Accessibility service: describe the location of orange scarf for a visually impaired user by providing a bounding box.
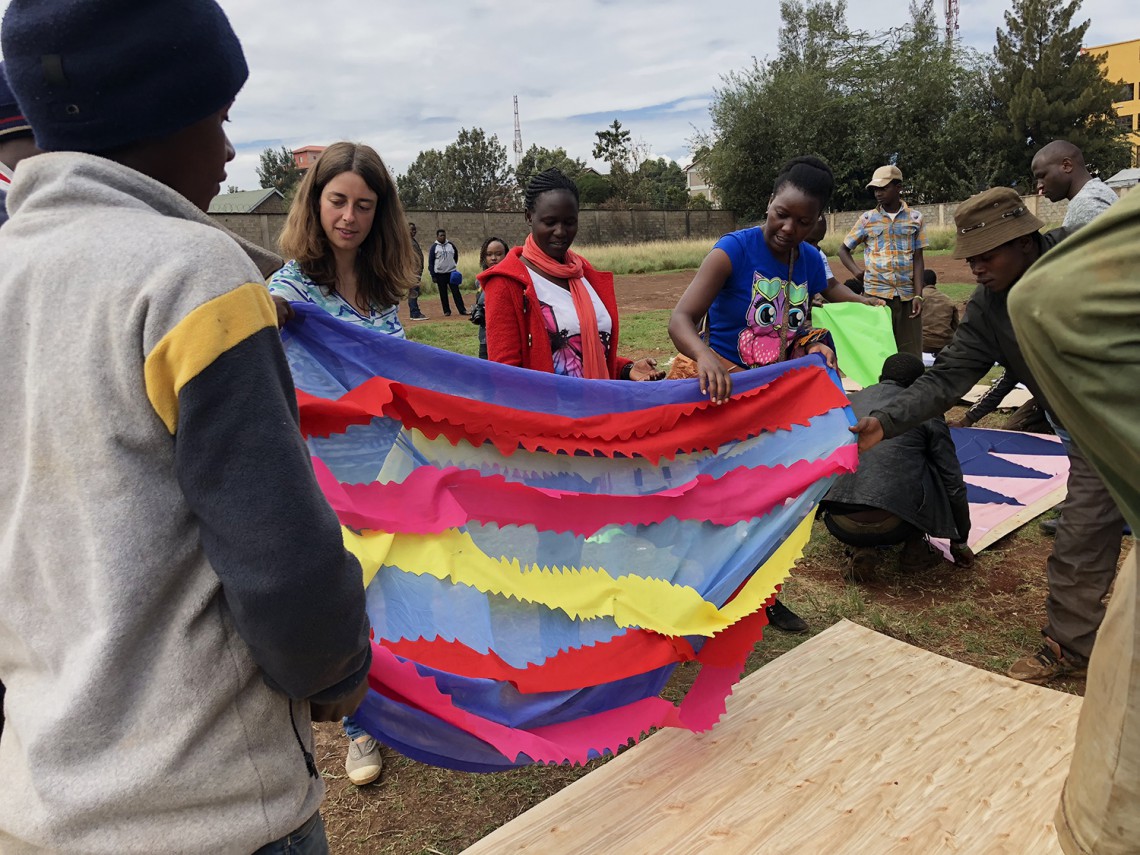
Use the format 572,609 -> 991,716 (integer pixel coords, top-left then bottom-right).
521,235 -> 609,380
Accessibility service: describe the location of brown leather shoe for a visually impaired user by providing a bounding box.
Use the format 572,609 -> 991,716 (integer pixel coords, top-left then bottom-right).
1007,637 -> 1087,684
898,533 -> 942,573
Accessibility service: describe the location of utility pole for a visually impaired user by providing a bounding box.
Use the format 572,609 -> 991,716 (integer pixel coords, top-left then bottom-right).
513,95 -> 524,169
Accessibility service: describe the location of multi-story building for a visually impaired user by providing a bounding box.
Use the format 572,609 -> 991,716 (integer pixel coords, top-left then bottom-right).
291,145 -> 326,171
1086,38 -> 1140,166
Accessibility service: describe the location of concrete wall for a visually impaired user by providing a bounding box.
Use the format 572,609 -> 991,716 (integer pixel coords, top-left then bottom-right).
824,193 -> 1075,236
209,208 -> 738,255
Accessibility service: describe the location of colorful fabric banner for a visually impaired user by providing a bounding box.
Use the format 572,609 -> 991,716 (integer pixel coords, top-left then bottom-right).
812,302 -> 897,388
281,304 -> 856,771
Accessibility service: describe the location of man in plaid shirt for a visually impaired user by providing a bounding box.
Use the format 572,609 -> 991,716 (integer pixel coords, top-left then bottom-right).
838,165 -> 927,356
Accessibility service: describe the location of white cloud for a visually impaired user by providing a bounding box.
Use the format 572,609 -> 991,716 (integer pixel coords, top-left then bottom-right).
0,0 -> 1135,189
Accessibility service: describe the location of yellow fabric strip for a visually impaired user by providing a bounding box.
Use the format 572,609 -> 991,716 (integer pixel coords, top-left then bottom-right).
144,282 -> 277,433
344,511 -> 815,638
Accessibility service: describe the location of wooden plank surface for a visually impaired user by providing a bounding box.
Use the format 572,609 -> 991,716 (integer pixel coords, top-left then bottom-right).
463,621 -> 1081,855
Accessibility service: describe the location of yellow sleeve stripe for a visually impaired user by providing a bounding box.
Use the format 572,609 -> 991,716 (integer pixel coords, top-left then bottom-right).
144,282 -> 277,434
342,511 -> 814,638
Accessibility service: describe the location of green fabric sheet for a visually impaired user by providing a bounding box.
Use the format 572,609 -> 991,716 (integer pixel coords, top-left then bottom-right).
812,303 -> 897,389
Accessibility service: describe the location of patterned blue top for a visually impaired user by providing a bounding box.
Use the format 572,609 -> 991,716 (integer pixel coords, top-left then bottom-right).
267,260 -> 406,338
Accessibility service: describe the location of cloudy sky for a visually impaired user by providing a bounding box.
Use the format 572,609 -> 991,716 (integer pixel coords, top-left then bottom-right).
2,0 -> 1137,190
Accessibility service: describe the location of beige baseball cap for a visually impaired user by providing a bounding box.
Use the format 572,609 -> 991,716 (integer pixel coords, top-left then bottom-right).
866,165 -> 903,188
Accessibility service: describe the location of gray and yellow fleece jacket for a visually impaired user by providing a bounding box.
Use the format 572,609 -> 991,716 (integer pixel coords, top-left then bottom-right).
0,153 -> 371,853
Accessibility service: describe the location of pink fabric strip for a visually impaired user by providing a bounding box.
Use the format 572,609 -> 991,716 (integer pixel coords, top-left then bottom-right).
314,446 -> 857,537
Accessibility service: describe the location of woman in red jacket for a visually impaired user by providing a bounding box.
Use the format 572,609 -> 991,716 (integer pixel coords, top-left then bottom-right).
480,168 -> 663,381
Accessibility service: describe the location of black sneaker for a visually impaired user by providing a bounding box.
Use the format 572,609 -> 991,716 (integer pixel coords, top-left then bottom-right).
410,314 -> 429,321
1039,518 -> 1058,536
765,599 -> 808,634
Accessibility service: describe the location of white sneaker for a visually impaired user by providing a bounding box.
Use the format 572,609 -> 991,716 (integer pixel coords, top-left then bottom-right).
344,735 -> 382,785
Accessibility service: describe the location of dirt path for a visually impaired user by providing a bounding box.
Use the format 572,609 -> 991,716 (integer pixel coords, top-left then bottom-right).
414,255 -> 975,322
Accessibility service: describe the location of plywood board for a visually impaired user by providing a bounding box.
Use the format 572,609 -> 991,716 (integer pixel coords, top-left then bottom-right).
959,383 -> 1033,409
463,621 -> 1080,855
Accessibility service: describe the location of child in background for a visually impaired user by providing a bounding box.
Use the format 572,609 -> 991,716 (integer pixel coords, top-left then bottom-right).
838,165 -> 927,356
919,269 -> 958,357
471,236 -> 509,359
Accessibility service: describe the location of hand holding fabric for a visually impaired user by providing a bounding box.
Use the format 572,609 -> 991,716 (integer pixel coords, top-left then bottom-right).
628,357 -> 665,381
696,350 -> 732,404
850,416 -> 884,452
808,343 -> 837,370
272,295 -> 295,329
310,679 -> 369,722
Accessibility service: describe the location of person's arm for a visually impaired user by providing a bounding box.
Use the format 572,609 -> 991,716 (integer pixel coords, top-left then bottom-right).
950,370 -> 1018,427
852,295 -> 1000,450
668,248 -> 735,404
484,277 -> 525,367
1009,190 -> 1140,528
452,242 -> 459,264
427,243 -> 437,275
926,418 -> 972,546
145,280 -> 371,707
838,220 -> 866,279
821,279 -> 884,306
910,248 -> 925,317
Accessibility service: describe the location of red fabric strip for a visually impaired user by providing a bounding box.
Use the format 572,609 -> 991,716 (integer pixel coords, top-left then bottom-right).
378,630 -> 698,694
315,446 -> 857,536
297,364 -> 848,462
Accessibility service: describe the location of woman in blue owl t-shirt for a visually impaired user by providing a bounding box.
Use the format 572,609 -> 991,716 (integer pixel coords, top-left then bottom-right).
670,155 -> 870,404
668,155 -> 869,635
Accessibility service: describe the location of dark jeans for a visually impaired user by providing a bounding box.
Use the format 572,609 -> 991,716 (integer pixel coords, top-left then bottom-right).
407,284 -> 423,318
432,272 -> 467,315
252,812 -> 328,855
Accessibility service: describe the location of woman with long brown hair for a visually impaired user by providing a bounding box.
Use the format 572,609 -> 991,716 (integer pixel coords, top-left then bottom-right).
268,141 -> 418,786
269,141 -> 418,336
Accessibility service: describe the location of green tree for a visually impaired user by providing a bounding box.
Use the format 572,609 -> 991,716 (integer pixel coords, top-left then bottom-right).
577,171 -> 615,206
516,145 -> 586,194
592,119 -> 648,204
636,158 -> 688,209
990,0 -> 1131,189
256,145 -> 302,198
397,128 -> 516,210
852,0 -> 998,203
700,0 -> 1005,216
591,119 -> 633,169
700,1 -> 867,216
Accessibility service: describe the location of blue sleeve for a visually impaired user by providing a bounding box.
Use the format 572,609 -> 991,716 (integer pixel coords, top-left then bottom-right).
713,232 -> 744,273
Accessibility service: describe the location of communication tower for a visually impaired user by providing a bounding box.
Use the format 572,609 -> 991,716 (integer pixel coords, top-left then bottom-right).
945,0 -> 960,43
515,96 -> 522,168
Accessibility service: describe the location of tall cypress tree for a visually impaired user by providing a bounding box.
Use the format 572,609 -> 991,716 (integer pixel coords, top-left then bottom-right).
990,0 -> 1130,189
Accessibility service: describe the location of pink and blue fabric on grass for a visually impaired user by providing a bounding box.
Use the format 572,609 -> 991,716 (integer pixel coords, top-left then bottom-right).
281,304 -> 857,771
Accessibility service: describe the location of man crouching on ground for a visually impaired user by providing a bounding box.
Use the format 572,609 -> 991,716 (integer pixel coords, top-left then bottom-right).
0,1 -> 370,852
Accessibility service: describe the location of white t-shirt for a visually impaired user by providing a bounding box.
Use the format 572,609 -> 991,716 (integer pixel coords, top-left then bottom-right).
527,268 -> 613,377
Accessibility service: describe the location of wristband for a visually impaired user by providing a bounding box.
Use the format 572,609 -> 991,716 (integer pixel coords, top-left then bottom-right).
913,294 -> 925,302
620,362 -> 634,380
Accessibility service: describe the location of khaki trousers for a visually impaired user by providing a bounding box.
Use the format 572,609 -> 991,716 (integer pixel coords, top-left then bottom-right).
1056,547 -> 1140,854
1046,440 -> 1127,660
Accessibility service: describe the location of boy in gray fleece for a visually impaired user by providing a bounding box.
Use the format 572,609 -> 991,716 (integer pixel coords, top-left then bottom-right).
0,1 -> 372,852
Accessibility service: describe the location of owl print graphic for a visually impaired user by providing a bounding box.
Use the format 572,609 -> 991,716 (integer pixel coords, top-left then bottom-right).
737,273 -> 808,367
